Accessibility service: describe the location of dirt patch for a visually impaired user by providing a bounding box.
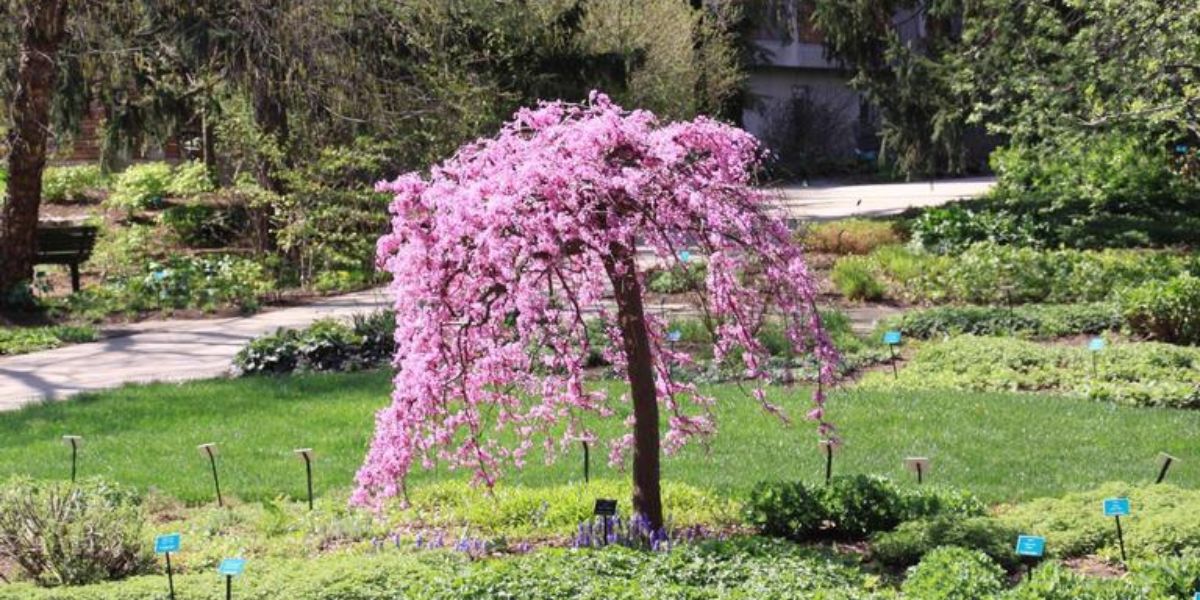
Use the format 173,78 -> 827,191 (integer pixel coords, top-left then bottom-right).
1063,555 -> 1126,578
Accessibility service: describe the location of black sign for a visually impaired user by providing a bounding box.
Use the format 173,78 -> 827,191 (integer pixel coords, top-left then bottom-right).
593,499 -> 617,517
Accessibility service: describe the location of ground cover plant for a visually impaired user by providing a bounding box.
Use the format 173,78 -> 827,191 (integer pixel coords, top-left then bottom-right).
0,324 -> 97,355
859,336 -> 1200,408
3,372 -> 1200,504
797,218 -> 904,255
879,304 -> 1121,340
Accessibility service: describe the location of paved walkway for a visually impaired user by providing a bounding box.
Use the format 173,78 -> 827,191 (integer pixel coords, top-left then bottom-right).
0,177 -> 989,410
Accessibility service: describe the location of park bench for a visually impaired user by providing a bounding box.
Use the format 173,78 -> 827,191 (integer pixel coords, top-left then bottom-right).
35,223 -> 98,293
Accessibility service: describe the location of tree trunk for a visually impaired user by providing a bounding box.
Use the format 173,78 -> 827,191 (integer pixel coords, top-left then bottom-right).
604,244 -> 664,530
249,77 -> 289,252
0,0 -> 69,298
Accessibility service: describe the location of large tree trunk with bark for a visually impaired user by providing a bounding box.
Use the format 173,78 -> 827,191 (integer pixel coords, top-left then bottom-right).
604,243 -> 664,530
0,0 -> 69,298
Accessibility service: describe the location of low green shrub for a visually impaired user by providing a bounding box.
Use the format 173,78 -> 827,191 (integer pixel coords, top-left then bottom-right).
646,262 -> 707,294
900,546 -> 1005,600
882,304 -> 1122,340
0,477 -> 153,587
0,324 -> 98,355
872,515 -> 1021,570
234,312 -> 395,375
1002,561 -> 1146,599
165,161 -> 215,197
72,254 -> 272,315
858,336 -> 1200,408
798,219 -> 904,255
158,203 -> 250,248
106,163 -> 174,211
744,475 -> 983,541
910,203 -> 1044,254
996,483 -> 1200,561
831,256 -> 884,301
42,165 -> 105,204
1120,273 -> 1200,345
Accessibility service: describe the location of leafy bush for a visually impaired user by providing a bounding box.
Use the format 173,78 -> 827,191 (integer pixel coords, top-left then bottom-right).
646,262 -> 707,294
872,515 -> 1021,569
996,483 -> 1200,561
911,203 -> 1044,254
158,203 -> 250,248
0,324 -> 98,355
234,312 -> 395,376
0,477 -> 152,587
831,256 -> 885,301
1003,561 -> 1146,599
164,161 -> 215,196
1120,273 -> 1200,345
744,475 -> 983,541
42,165 -> 105,204
882,304 -> 1122,340
900,546 -> 1005,600
859,335 -> 1200,408
106,163 -> 173,211
798,219 -> 904,255
73,254 -> 273,315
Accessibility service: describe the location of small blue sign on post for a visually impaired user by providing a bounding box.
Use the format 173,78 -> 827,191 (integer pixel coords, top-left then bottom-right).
1177,144 -> 1190,155
678,250 -> 691,263
155,533 -> 181,554
1103,497 -> 1130,517
1089,338 -> 1106,352
218,558 -> 246,576
1015,535 -> 1045,557
1192,592 -> 1200,600
883,331 -> 902,345
667,330 -> 682,343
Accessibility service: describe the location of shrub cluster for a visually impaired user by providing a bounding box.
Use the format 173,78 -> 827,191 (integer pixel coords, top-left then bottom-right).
1120,273 -> 1200,345
882,304 -> 1122,340
744,475 -> 983,541
833,243 -> 1195,305
106,161 -> 215,211
858,335 -> 1200,408
831,256 -> 885,301
797,219 -> 904,255
872,515 -> 1021,569
158,203 -> 252,249
645,262 -> 707,295
234,312 -> 395,375
0,324 -> 97,355
42,165 -> 106,204
71,254 -> 272,316
0,477 -> 152,587
900,546 -> 1006,600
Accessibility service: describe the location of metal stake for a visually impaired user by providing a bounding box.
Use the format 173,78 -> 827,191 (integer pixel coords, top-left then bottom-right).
1114,515 -> 1127,562
165,552 -> 175,600
582,441 -> 590,483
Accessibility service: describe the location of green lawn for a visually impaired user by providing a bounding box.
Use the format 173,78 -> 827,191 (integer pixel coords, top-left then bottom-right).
1,370 -> 1198,504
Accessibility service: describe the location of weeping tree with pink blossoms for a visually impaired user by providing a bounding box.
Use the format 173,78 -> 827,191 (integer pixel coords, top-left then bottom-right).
354,92 -> 839,529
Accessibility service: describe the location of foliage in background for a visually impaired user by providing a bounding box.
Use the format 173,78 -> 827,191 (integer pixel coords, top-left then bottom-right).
233,312 -> 395,376
0,324 -> 97,355
872,515 -> 1021,570
70,254 -> 272,316
881,304 -> 1122,340
797,219 -> 903,255
41,165 -> 105,204
900,546 -> 1005,600
645,262 -> 707,295
744,475 -> 983,541
104,162 -> 174,211
1120,274 -> 1200,346
859,336 -> 1200,409
0,477 -> 152,587
831,256 -> 885,301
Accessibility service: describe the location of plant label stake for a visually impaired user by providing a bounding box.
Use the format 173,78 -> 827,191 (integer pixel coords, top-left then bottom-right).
594,499 -> 617,546
218,558 -> 245,600
294,449 -> 315,510
883,331 -> 902,379
1000,284 -> 1015,320
904,457 -> 930,484
678,250 -> 691,263
1015,535 -> 1045,579
198,443 -> 223,507
819,440 -> 836,484
155,533 -> 181,600
1088,337 -> 1105,379
582,441 -> 590,483
1156,453 -> 1177,484
1103,498 -> 1130,562
62,435 -> 82,483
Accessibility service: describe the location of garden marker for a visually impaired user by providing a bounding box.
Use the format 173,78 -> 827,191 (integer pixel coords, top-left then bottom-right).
218,558 -> 245,600
1102,497 -> 1130,562
667,329 -> 682,344
594,499 -> 617,546
1015,535 -> 1045,578
198,443 -> 223,507
819,440 -> 835,484
582,441 -> 590,483
1088,337 -> 1105,378
678,250 -> 691,263
883,331 -> 901,379
155,533 -> 181,600
1156,453 -> 1177,484
294,448 -> 315,510
903,457 -> 930,484
62,435 -> 82,482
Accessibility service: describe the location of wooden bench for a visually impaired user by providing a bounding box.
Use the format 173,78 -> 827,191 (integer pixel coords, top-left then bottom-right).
36,224 -> 98,292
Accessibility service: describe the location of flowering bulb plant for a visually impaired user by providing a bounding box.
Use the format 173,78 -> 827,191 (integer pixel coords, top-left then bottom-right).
355,92 -> 839,527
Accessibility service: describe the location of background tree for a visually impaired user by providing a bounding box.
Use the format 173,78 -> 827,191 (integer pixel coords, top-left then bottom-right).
354,93 -> 839,529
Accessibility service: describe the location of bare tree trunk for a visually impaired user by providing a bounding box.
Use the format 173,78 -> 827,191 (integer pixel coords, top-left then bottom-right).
0,0 -> 69,298
249,75 -> 289,253
604,244 -> 664,530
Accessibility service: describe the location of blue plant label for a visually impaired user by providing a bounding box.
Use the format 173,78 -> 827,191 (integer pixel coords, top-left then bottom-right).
218,558 -> 246,576
667,330 -> 682,343
1193,592 -> 1200,600
883,331 -> 902,345
1177,144 -> 1190,154
678,250 -> 691,263
154,533 -> 181,554
1103,497 -> 1130,517
1015,535 -> 1045,557
1089,338 -> 1106,351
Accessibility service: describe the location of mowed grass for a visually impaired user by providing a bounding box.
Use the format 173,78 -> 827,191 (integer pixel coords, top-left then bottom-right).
1,370 -> 1199,504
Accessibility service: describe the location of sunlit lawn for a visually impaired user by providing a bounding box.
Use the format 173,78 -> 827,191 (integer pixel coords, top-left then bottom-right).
1,370 -> 1197,504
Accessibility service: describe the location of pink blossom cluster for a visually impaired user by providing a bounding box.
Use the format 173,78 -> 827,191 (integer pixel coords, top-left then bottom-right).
352,92 -> 839,507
